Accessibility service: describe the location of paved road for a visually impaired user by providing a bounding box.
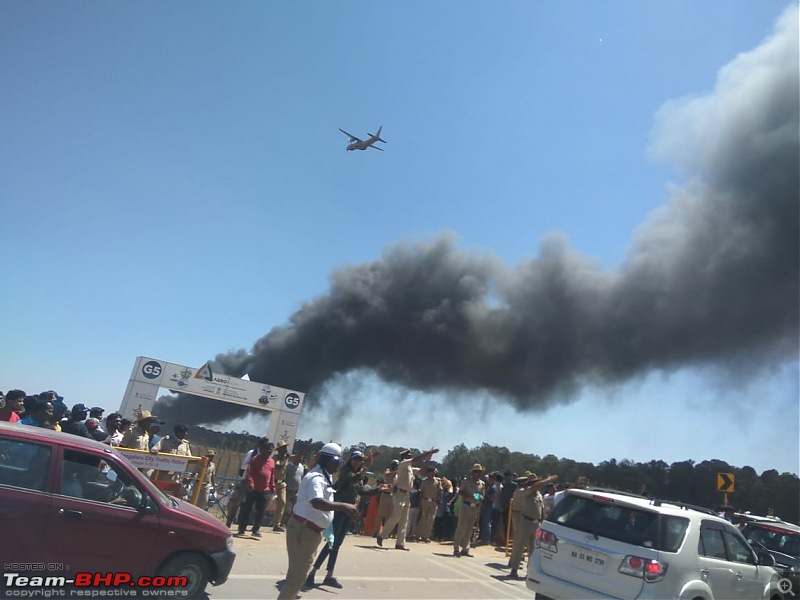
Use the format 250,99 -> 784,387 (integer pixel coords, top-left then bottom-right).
209,528 -> 534,600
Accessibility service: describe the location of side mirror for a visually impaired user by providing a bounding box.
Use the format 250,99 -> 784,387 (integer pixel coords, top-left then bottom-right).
121,487 -> 143,509
755,550 -> 775,567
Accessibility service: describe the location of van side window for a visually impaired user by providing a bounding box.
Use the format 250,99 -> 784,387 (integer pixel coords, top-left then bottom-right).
61,450 -> 141,507
0,439 -> 51,492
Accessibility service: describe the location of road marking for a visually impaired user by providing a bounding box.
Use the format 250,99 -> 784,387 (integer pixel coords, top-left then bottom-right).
229,574 -> 468,582
424,558 -> 525,599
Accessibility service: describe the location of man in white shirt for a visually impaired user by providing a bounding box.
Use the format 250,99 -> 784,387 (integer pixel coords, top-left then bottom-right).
277,443 -> 357,600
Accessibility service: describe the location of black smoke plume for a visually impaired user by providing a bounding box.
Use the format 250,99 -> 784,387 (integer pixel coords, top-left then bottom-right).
155,6 -> 798,427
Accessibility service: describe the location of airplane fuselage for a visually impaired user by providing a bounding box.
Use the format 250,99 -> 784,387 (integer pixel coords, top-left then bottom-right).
347,138 -> 377,151
340,127 -> 386,151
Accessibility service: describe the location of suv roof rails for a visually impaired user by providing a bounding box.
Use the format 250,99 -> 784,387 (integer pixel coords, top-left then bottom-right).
579,486 -> 649,499
651,498 -> 717,516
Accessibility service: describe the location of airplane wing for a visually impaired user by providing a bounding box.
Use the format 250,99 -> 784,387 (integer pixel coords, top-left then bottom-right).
339,128 -> 362,142
369,145 -> 384,151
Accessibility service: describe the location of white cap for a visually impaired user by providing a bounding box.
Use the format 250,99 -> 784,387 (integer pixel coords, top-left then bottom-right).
319,443 -> 343,458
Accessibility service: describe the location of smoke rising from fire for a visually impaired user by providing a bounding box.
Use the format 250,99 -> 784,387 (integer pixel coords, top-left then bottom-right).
155,6 -> 798,428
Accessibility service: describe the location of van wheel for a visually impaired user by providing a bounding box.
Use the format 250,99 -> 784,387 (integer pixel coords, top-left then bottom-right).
157,553 -> 210,599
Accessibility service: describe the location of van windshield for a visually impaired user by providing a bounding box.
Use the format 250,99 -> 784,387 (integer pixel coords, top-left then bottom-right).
547,494 -> 689,552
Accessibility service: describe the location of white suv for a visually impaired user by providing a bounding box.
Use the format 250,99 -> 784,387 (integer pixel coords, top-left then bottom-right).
526,488 -> 783,599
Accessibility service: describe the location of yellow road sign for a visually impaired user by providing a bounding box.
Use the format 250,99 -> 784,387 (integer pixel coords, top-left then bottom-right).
717,472 -> 735,492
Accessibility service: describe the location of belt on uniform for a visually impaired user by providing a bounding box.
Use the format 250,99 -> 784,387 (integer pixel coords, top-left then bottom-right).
396,488 -> 410,493
523,515 -> 542,522
292,513 -> 323,533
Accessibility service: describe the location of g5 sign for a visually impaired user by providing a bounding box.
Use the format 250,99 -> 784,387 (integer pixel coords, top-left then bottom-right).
284,393 -> 301,410
142,361 -> 163,379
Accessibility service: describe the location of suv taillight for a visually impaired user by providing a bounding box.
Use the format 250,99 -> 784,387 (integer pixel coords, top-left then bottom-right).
535,528 -> 558,553
619,556 -> 668,582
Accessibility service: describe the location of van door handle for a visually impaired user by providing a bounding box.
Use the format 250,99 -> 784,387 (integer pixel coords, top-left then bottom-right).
700,569 -> 709,579
58,508 -> 83,519
734,571 -> 743,580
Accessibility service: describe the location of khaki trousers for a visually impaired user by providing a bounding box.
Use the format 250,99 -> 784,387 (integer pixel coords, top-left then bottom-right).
510,510 -> 521,546
454,503 -> 480,551
419,498 -> 437,539
277,517 -> 322,600
509,517 -> 539,570
381,490 -> 410,546
376,492 -> 394,531
273,481 -> 287,527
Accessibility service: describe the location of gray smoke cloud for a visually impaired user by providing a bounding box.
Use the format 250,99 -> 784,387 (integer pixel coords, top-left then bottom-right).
155,5 -> 798,427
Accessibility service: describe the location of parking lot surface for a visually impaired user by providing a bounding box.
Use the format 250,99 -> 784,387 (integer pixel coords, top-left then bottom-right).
211,529 -> 533,600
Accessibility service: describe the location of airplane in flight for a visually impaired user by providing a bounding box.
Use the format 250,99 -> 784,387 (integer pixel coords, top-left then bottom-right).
339,126 -> 387,151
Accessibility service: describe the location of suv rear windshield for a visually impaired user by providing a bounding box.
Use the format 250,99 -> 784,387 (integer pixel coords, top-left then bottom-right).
547,494 -> 689,552
743,524 -> 800,557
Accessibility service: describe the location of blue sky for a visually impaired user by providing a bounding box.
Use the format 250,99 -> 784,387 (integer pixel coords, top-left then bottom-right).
2,2 -> 797,477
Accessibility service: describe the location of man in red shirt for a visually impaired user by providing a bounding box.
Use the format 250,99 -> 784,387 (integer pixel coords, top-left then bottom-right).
0,390 -> 26,423
235,438 -> 275,538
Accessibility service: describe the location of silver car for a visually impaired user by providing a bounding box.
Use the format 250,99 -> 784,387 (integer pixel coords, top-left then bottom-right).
526,488 -> 783,599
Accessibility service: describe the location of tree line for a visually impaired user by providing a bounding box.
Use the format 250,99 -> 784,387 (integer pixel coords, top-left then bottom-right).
185,428 -> 798,524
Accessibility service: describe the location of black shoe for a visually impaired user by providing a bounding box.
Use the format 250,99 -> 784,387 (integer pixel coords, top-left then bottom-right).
395,545 -> 410,551
234,531 -> 247,537
453,549 -> 460,557
302,574 -> 315,591
510,569 -> 521,580
460,549 -> 473,557
251,530 -> 262,538
376,535 -> 383,547
322,576 -> 343,589
272,525 -> 285,532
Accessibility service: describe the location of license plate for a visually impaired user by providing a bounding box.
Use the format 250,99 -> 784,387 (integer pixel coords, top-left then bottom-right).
569,548 -> 607,574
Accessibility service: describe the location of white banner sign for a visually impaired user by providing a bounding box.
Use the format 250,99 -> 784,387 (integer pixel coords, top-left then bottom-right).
118,356 -> 305,453
117,449 -> 192,473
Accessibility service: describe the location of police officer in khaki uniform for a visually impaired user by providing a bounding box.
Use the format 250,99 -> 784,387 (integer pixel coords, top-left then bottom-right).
277,443 -> 357,600
375,460 -> 398,536
418,467 -> 441,543
508,471 -> 533,562
272,440 -> 290,532
155,423 -> 192,455
453,463 -> 486,557
153,423 -> 192,483
508,472 -> 557,579
120,410 -> 160,451
377,448 -> 439,550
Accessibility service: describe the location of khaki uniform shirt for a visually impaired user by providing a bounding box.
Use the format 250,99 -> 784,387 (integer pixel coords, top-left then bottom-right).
157,436 -> 192,456
394,458 -> 417,492
381,469 -> 397,492
511,485 -> 527,513
459,477 -> 485,508
420,476 -> 441,501
521,489 -> 545,521
273,454 -> 288,483
202,460 -> 216,489
120,425 -> 149,451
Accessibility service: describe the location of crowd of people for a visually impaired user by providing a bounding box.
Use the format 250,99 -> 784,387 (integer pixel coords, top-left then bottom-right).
2,388 -> 583,593
0,388 -> 218,508
218,440 -> 579,595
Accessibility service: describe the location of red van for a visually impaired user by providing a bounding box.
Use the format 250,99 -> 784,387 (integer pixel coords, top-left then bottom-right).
0,421 -> 235,598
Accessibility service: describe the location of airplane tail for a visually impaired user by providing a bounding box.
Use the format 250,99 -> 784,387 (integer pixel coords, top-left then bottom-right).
374,126 -> 386,143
